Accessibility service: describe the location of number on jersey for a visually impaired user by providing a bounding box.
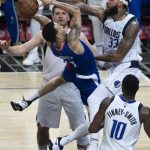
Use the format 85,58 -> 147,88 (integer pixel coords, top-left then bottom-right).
110,119 -> 127,140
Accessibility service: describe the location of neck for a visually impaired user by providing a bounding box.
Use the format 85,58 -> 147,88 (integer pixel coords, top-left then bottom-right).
55,37 -> 66,49
112,11 -> 126,21
122,94 -> 135,101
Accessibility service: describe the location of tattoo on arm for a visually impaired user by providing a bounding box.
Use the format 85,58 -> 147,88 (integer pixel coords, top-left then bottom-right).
67,12 -> 81,45
116,20 -> 139,59
68,24 -> 81,41
76,3 -> 105,21
95,20 -> 139,62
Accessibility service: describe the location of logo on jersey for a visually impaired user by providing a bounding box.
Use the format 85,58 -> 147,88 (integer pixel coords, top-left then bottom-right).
104,25 -> 121,38
114,80 -> 121,88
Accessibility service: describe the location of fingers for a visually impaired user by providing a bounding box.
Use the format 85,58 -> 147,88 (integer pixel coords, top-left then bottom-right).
0,40 -> 8,48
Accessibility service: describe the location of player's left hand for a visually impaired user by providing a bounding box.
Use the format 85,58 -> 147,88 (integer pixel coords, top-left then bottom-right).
0,40 -> 10,49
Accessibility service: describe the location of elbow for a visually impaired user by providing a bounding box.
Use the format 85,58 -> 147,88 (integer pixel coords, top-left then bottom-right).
111,55 -> 123,62
73,7 -> 80,14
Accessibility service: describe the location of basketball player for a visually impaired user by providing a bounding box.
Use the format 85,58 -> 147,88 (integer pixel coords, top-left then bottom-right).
7,1 -> 107,149
42,0 -> 143,149
52,75 -> 150,150
74,0 -> 142,95
45,0 -> 143,148
0,6 -> 91,150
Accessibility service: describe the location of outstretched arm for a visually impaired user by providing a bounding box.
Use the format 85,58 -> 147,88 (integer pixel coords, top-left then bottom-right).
140,106 -> 150,138
75,2 -> 105,22
0,32 -> 44,56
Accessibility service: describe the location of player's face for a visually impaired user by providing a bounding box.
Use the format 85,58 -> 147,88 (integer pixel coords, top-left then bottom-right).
52,8 -> 70,28
106,0 -> 118,8
105,0 -> 118,16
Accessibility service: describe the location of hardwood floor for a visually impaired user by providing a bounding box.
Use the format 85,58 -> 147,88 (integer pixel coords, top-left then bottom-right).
0,72 -> 149,150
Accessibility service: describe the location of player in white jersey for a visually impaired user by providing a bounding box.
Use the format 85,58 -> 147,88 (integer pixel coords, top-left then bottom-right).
35,0 -> 143,149
54,75 -> 150,150
0,6 -> 92,150
76,0 -> 142,95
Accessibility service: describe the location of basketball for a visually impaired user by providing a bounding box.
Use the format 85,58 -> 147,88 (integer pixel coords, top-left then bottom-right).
16,0 -> 39,19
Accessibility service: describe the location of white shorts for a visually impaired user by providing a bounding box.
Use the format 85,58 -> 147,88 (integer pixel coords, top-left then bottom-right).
36,82 -> 89,145
102,62 -> 142,95
87,83 -> 111,123
37,82 -> 86,128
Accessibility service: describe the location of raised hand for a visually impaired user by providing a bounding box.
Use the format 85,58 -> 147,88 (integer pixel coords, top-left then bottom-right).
0,40 -> 10,49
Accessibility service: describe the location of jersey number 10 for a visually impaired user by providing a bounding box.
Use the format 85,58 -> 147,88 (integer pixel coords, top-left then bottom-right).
110,119 -> 127,140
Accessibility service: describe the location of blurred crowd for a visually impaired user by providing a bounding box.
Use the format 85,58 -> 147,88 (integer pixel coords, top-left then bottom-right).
0,0 -> 150,66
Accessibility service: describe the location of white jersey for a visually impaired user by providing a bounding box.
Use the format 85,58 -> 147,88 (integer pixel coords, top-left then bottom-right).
101,95 -> 142,150
103,13 -> 141,63
42,45 -> 66,82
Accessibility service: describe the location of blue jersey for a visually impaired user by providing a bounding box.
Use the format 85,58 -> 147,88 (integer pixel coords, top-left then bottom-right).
1,0 -> 19,43
51,40 -> 100,105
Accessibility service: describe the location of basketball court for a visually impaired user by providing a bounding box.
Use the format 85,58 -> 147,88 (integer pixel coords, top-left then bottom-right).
0,71 -> 149,150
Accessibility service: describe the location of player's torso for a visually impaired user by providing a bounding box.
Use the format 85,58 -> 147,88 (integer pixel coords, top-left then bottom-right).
51,40 -> 100,105
101,95 -> 141,150
103,13 -> 140,63
42,46 -> 66,82
51,40 -> 97,75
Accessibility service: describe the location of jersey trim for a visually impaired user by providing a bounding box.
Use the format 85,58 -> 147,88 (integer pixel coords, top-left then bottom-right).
120,95 -> 136,103
122,16 -> 137,36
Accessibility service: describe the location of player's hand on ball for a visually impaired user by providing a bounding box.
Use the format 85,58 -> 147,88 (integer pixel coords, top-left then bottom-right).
10,96 -> 32,111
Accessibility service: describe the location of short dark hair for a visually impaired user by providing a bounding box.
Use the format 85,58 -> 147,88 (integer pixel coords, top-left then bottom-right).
122,74 -> 139,96
42,22 -> 57,42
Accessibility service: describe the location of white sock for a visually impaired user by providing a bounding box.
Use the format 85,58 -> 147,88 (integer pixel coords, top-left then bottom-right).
25,91 -> 39,102
60,123 -> 90,146
18,91 -> 39,109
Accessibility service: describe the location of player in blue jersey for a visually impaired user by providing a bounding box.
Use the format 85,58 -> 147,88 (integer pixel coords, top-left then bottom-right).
9,0 -> 105,149
50,75 -> 150,150
0,0 -> 19,44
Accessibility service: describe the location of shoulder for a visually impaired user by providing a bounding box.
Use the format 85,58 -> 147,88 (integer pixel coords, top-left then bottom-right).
125,14 -> 139,31
100,97 -> 114,112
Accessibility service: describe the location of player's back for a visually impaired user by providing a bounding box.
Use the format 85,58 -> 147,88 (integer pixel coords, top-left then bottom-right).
101,95 -> 142,150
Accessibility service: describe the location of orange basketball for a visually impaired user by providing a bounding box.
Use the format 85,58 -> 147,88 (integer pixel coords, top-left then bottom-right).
16,0 -> 38,19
